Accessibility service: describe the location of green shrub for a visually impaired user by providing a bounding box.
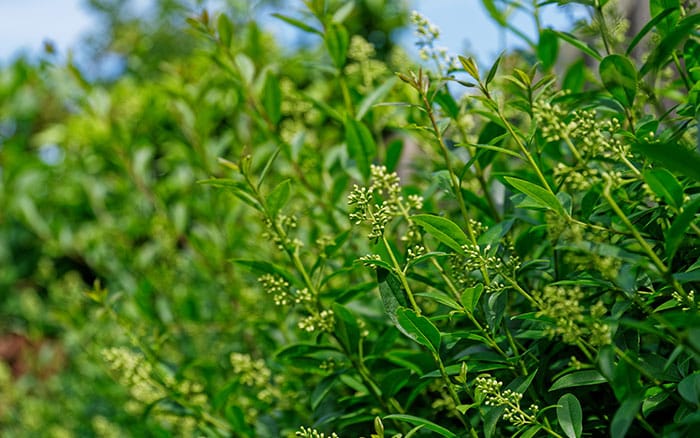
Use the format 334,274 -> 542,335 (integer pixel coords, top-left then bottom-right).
1,1 -> 699,437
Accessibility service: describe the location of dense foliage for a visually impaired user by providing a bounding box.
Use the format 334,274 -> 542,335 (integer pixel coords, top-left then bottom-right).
1,0 -> 699,436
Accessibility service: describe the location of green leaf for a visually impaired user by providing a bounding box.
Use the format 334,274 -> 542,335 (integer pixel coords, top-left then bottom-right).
461,284 -> 484,313
331,1 -> 355,23
644,168 -> 684,209
633,140 -> 700,181
521,426 -> 543,438
599,54 -> 637,107
551,30 -> 602,61
262,72 -> 282,125
476,121 -> 507,168
311,374 -> 339,410
266,179 -> 290,217
650,0 -> 680,36
504,176 -> 567,217
272,13 -> 322,35
459,55 -> 479,80
626,7 -> 676,56
420,363 -> 463,379
345,118 -> 377,181
356,76 -> 397,121
684,38 -> 700,82
325,23 -> 349,68
640,12 -> 700,77
276,343 -> 340,361
537,29 -> 559,70
198,178 -> 263,211
377,267 -> 408,328
385,138 -> 403,173
217,13 -> 233,47
301,91 -> 343,123
415,291 -> 462,311
666,196 -> 700,261
610,393 -> 642,438
234,53 -> 255,85
257,147 -> 281,190
396,308 -> 441,355
557,393 -> 583,438
550,370 -> 607,391
434,89 -> 460,119
678,372 -> 700,405
411,214 -> 469,254
485,53 -> 503,86
481,0 -> 506,26
332,303 -> 361,356
563,59 -> 586,93
231,259 -> 296,284
384,414 -> 457,438
478,219 -> 515,246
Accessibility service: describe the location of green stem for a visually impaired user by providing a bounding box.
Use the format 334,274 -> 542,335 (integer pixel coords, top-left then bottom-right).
595,3 -> 612,56
382,236 -> 421,314
420,91 -> 492,286
672,52 -> 692,92
602,182 -> 688,300
456,124 -> 501,222
430,258 -> 518,370
433,352 -> 476,436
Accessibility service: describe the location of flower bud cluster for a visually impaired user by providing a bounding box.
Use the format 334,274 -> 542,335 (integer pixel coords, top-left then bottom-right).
475,375 -> 537,427
101,347 -> 167,405
672,289 -> 696,311
230,353 -> 271,388
297,309 -> 335,333
407,244 -> 426,261
537,286 -> 585,343
348,165 -> 423,241
358,253 -> 381,267
568,110 -> 624,159
537,286 -> 611,346
534,100 -> 634,191
533,100 -> 571,143
258,274 -> 312,307
295,426 -> 339,438
229,353 -> 281,417
410,11 -> 460,73
262,214 -> 303,252
348,35 -> 376,61
450,243 -> 515,288
344,36 -> 387,92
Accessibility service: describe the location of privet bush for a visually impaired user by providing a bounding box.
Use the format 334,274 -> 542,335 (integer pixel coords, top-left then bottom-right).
1,0 -> 699,436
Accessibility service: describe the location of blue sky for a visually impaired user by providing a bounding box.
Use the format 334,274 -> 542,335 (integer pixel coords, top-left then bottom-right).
0,1 -> 585,66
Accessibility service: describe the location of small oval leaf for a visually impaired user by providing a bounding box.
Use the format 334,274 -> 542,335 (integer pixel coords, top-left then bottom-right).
262,72 -> 282,125
600,54 -> 637,107
345,118 -> 377,181
504,176 -> 567,217
396,308 -> 441,355
550,370 -> 607,391
266,179 -> 291,217
384,414 -> 457,438
557,393 -> 583,438
412,214 -> 469,254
